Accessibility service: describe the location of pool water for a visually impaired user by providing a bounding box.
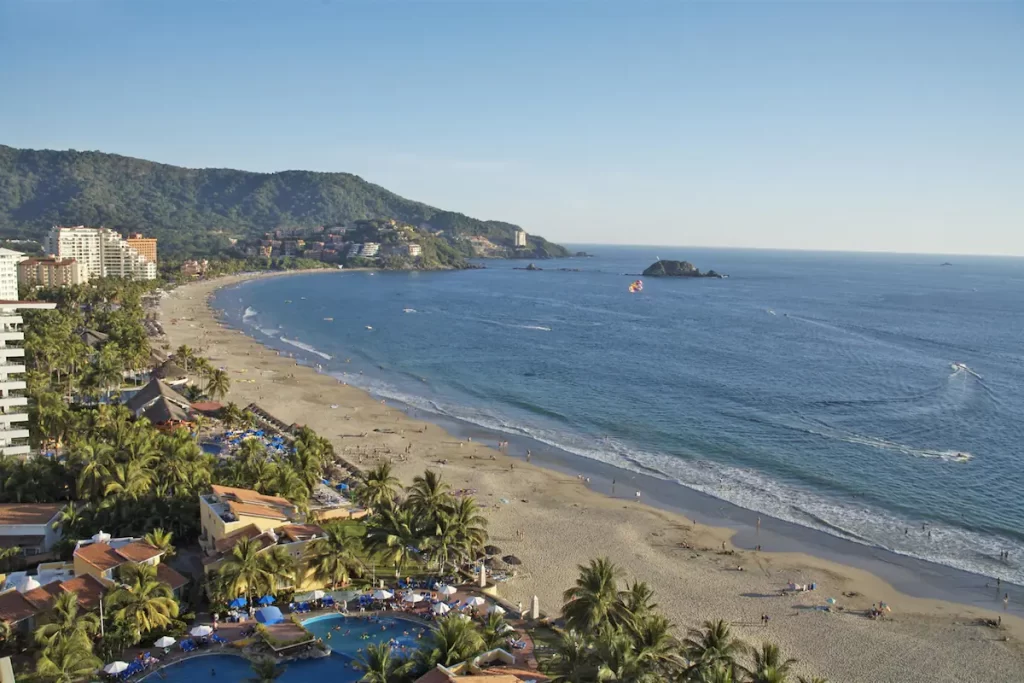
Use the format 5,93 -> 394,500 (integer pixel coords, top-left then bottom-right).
147,616 -> 426,683
200,442 -> 223,455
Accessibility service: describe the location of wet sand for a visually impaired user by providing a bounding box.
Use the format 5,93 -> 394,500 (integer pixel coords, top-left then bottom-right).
159,271 -> 1024,683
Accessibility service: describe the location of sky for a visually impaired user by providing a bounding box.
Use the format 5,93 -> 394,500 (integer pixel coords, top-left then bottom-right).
1,1 -> 1022,256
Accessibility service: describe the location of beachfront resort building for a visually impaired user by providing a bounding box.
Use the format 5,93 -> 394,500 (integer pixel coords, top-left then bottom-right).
43,226 -> 158,281
200,484 -> 366,555
201,521 -> 330,591
0,568 -> 106,636
73,532 -> 188,596
17,257 -> 84,289
125,233 -> 158,264
0,503 -> 68,558
0,249 -> 24,300
514,229 -> 528,248
124,378 -> 194,429
0,300 -> 56,456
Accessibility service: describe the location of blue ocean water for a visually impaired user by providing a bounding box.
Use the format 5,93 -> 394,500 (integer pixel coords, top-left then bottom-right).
215,247 -> 1024,584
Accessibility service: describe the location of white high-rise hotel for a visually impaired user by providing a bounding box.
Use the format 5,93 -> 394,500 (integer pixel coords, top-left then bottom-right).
0,249 -> 56,456
44,226 -> 157,281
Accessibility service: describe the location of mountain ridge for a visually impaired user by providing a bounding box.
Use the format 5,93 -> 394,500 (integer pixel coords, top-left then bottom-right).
0,144 -> 568,259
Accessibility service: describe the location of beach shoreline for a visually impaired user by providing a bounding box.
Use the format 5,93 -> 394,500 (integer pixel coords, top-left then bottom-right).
160,270 -> 1024,683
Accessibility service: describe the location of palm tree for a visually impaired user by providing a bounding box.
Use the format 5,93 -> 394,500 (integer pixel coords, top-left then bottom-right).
106,563 -> 179,643
304,522 -> 363,588
546,629 -> 596,683
221,402 -> 243,429
441,496 -> 487,561
365,506 -> 425,575
479,612 -> 510,650
591,626 -> 650,682
746,643 -> 797,683
175,345 -> 195,373
417,616 -> 485,669
355,642 -> 414,683
144,528 -> 175,558
219,536 -> 295,603
248,657 -> 287,683
562,557 -> 626,633
51,501 -> 87,540
682,620 -> 748,679
355,463 -> 402,510
34,591 -> 100,647
35,632 -> 101,683
628,613 -> 682,674
206,368 -> 231,401
621,580 -> 658,623
796,678 -> 829,683
699,662 -> 737,683
406,470 -> 453,522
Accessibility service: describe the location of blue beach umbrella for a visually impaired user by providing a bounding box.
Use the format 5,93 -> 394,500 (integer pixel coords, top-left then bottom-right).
229,597 -> 248,608
258,595 -> 276,605
255,606 -> 284,625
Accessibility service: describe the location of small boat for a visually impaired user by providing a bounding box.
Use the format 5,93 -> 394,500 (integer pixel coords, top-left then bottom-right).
403,308 -> 416,313
285,300 -> 292,304
951,362 -> 969,372
365,326 -> 373,330
323,317 -> 333,321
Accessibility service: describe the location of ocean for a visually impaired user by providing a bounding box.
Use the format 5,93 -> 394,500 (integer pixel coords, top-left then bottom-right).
214,246 -> 1024,586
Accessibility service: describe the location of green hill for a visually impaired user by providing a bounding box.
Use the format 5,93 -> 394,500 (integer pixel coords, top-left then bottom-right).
0,144 -> 569,259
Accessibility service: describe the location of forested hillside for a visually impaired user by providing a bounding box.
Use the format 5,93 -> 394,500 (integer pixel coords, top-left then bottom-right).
0,145 -> 569,259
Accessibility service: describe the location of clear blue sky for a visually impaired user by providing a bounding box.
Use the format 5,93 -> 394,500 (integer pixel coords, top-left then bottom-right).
2,1 -> 1021,255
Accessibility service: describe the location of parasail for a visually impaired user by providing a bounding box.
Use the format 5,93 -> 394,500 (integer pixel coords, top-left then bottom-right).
628,279 -> 643,293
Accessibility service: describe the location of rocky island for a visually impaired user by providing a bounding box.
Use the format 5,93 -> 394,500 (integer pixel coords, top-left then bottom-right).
642,259 -> 724,278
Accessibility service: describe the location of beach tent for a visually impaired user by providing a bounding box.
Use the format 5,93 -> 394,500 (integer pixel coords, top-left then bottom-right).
255,606 -> 285,625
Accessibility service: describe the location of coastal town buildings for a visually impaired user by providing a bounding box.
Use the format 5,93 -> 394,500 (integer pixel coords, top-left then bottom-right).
0,249 -> 23,300
125,233 -> 158,264
180,259 -> 210,278
0,300 -> 56,456
17,257 -> 84,289
202,521 -> 329,591
0,503 -> 68,558
73,532 -> 188,596
514,229 -> 528,248
124,378 -> 194,429
405,243 -> 423,257
43,226 -> 158,281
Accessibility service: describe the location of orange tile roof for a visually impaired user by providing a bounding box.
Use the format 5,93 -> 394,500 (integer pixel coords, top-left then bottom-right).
415,669 -> 455,683
59,574 -> 106,610
213,524 -> 264,554
227,500 -> 290,521
22,583 -> 63,609
74,542 -> 124,571
279,524 -> 324,542
114,541 -> 162,563
0,503 -> 65,526
0,590 -> 42,624
156,563 -> 189,590
211,485 -> 291,507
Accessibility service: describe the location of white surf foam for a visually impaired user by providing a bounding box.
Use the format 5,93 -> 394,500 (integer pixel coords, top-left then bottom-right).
242,306 -> 258,321
280,337 -> 333,360
333,372 -> 1022,585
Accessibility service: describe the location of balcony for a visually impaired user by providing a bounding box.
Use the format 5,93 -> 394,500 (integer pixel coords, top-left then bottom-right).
0,364 -> 26,375
0,396 -> 27,410
0,445 -> 30,457
0,413 -> 28,425
0,332 -> 23,342
0,428 -> 30,441
0,348 -> 25,358
0,381 -> 26,392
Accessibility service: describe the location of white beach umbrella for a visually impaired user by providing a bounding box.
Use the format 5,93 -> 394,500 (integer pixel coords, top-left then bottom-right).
371,589 -> 394,600
190,625 -> 213,638
431,602 -> 451,615
104,662 -> 130,675
498,623 -> 516,634
465,596 -> 486,608
402,592 -> 424,604
438,584 -> 458,597
294,589 -> 326,602
153,636 -> 176,648
488,604 -> 506,615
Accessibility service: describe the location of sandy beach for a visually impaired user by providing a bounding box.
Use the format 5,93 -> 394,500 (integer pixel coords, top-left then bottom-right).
160,272 -> 1024,683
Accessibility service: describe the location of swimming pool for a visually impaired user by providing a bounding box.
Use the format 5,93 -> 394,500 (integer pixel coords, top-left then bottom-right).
146,615 -> 426,682
200,442 -> 223,455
